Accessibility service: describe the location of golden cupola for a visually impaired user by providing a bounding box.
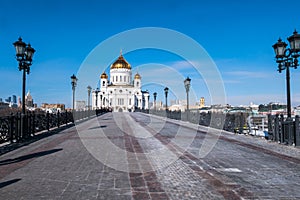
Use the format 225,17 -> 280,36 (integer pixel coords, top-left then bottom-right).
110,52 -> 131,70
134,73 -> 141,79
100,72 -> 108,79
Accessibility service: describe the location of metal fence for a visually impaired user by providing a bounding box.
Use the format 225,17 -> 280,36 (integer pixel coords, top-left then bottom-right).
138,109 -> 249,134
0,109 -> 105,144
268,114 -> 300,146
138,109 -> 300,146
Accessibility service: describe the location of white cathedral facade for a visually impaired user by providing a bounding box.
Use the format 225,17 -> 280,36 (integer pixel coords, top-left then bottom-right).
92,52 -> 149,112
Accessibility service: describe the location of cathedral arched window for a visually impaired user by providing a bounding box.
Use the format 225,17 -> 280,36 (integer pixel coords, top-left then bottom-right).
116,76 -> 118,82
120,76 -> 122,82
102,81 -> 105,86
124,76 -> 126,82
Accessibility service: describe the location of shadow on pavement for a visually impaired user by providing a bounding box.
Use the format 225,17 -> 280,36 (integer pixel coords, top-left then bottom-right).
0,148 -> 63,166
0,123 -> 74,156
89,125 -> 107,130
0,178 -> 22,189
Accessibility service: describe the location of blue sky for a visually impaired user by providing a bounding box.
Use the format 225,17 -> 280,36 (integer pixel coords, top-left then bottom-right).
1,0 -> 300,108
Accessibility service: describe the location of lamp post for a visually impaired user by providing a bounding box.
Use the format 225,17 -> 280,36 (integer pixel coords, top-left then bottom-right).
184,77 -> 191,121
164,87 -> 169,111
95,88 -> 99,109
13,37 -> 35,115
272,30 -> 300,119
71,74 -> 77,111
273,30 -> 300,146
153,92 -> 157,110
100,94 -> 103,109
87,85 -> 92,111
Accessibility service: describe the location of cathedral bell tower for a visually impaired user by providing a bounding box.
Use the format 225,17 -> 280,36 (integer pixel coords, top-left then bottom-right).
134,73 -> 141,88
100,72 -> 108,89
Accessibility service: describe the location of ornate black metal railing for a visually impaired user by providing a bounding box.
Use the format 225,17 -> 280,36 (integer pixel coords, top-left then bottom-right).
0,109 -> 109,144
268,114 -> 300,146
140,109 -> 249,134
138,109 -> 300,146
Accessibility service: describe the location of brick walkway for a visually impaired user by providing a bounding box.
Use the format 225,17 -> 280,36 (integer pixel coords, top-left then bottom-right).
0,112 -> 299,199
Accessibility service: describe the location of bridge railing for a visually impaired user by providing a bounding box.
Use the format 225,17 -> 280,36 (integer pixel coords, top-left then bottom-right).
143,109 -> 249,134
141,109 -> 300,146
267,114 -> 300,146
0,109 -> 108,144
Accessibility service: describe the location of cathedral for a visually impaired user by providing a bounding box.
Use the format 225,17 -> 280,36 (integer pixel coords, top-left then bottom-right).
92,52 -> 149,112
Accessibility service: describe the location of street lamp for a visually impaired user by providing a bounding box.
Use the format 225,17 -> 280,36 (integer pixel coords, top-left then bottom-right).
13,37 -> 35,115
87,85 -> 92,111
95,88 -> 100,109
71,74 -> 77,111
184,77 -> 191,120
164,87 -> 169,111
272,30 -> 300,119
153,92 -> 157,110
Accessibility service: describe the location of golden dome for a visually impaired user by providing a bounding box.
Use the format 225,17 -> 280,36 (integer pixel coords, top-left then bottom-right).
100,72 -> 108,79
134,73 -> 141,79
110,53 -> 131,69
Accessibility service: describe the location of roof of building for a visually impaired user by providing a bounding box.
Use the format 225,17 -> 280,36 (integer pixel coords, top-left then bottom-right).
110,52 -> 131,70
134,73 -> 141,79
100,72 -> 108,79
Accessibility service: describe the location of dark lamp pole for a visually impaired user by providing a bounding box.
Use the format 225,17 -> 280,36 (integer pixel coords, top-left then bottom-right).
95,88 -> 99,109
164,87 -> 169,111
13,37 -> 35,115
153,92 -> 157,110
87,85 -> 92,111
184,77 -> 191,120
71,74 -> 77,111
272,30 -> 300,119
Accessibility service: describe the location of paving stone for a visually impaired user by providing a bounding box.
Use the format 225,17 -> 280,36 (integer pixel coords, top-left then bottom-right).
0,112 -> 299,199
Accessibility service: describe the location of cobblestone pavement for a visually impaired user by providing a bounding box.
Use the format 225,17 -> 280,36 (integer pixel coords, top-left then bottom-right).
0,112 -> 299,200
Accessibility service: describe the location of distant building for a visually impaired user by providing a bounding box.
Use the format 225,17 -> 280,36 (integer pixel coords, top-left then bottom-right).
41,103 -> 65,110
25,91 -> 34,108
258,102 -> 287,115
170,99 -> 179,106
18,97 -> 21,108
169,104 -> 185,112
41,103 -> 65,113
12,95 -> 17,104
294,106 -> 300,116
151,100 -> 163,110
92,52 -> 149,112
200,97 -> 205,108
76,100 -> 86,111
0,102 -> 9,110
169,99 -> 185,111
5,97 -> 11,103
1,95 -> 18,108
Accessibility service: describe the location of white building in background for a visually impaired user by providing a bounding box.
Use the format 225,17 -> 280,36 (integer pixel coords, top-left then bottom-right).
92,52 -> 149,112
76,100 -> 86,111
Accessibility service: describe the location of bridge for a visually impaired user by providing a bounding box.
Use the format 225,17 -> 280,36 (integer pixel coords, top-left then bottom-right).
0,112 -> 299,199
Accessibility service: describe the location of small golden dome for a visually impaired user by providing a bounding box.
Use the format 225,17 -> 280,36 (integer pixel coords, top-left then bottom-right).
134,73 -> 141,79
110,52 -> 131,69
100,72 -> 108,79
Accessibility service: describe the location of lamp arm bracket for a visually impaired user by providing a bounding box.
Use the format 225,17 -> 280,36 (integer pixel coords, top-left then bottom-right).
284,49 -> 292,57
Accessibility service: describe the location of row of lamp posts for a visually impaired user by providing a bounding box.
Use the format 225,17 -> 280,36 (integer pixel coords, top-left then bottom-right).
12,30 -> 298,144
70,74 -> 94,112
12,37 -> 191,133
153,77 -> 191,119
